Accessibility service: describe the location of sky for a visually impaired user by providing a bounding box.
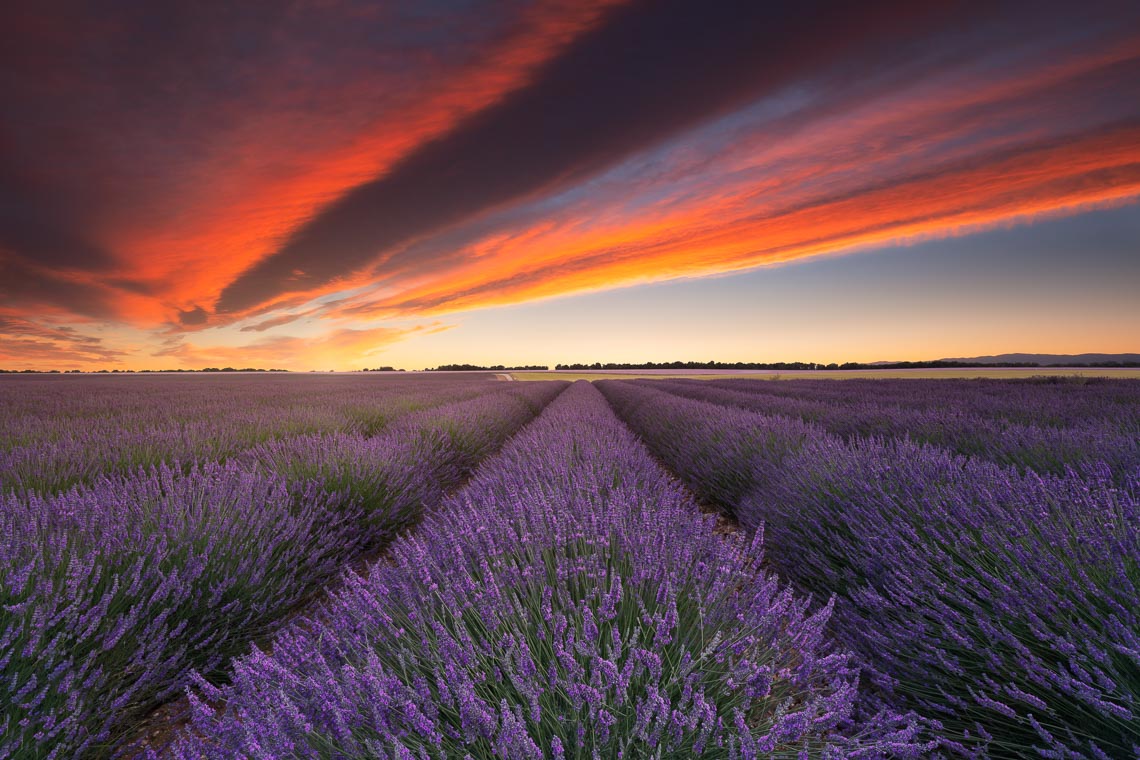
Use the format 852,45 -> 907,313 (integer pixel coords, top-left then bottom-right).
1,1 -> 1138,371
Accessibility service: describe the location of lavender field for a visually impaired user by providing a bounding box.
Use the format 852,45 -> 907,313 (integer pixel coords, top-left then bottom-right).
2,374 -> 1138,759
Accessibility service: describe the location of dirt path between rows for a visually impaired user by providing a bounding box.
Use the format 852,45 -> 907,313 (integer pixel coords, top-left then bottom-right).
117,530 -> 410,757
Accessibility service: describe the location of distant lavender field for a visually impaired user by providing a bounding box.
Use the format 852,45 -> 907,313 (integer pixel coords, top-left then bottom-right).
2,374 -> 1137,758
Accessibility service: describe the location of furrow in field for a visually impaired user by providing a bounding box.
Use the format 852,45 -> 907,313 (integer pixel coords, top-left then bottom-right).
597,378 -> 1140,758
700,376 -> 1140,428
642,377 -> 1140,479
118,380 -> 573,758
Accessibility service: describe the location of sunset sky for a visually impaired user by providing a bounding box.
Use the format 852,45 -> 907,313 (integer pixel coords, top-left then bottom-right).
2,1 -> 1138,371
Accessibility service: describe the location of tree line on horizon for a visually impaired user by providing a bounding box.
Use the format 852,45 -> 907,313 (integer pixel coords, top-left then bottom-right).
0,367 -> 289,374
424,364 -> 548,372
5,359 -> 1140,375
554,360 -> 1140,370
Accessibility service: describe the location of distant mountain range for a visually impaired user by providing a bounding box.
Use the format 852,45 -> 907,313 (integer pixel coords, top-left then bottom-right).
938,353 -> 1140,366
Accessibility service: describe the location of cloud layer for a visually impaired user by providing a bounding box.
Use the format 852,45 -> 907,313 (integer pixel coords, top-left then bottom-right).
1,1 -> 1138,368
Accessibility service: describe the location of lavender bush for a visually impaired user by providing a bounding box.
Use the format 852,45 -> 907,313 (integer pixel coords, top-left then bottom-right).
600,380 -> 1140,757
1,465 -> 351,759
703,377 -> 1140,429
167,382 -> 930,758
744,441 -> 1140,759
598,380 -> 816,510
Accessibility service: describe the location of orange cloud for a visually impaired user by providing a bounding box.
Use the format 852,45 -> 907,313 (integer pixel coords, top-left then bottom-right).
92,1 -> 625,327
335,124 -> 1140,320
265,28 -> 1140,324
0,1 -> 624,328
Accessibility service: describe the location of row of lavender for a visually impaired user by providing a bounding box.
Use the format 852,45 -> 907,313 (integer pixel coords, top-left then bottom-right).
703,377 -> 1140,428
646,378 -> 1140,478
1,378 -> 567,759
599,380 -> 1139,758
166,381 -> 933,758
0,374 -> 493,495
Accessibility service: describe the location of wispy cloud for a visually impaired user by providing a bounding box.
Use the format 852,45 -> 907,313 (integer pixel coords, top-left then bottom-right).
152,323 -> 453,370
238,311 -> 315,333
0,314 -> 126,368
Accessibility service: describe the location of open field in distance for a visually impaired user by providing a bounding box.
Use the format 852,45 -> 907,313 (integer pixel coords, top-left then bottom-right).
4,372 -> 1140,757
509,367 -> 1140,381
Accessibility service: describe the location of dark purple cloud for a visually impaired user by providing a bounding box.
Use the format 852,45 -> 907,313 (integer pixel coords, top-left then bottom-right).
0,0 -> 557,317
176,306 -> 209,326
